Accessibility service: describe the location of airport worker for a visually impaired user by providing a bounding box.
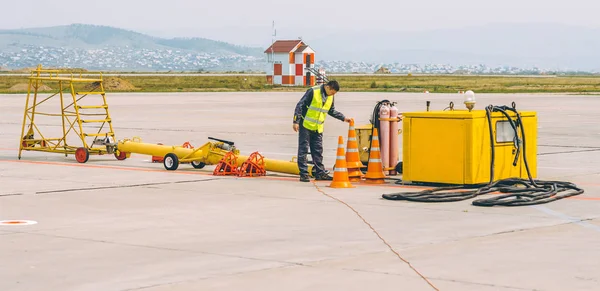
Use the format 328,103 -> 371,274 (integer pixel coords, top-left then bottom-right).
293,80 -> 352,182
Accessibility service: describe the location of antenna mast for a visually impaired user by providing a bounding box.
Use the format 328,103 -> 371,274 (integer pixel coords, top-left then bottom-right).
271,21 -> 276,69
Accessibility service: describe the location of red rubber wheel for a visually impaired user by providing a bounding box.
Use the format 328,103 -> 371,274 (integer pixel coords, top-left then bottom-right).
75,147 -> 89,163
114,151 -> 127,160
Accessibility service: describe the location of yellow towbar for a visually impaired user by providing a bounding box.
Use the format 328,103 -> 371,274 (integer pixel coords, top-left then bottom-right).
116,136 -> 314,176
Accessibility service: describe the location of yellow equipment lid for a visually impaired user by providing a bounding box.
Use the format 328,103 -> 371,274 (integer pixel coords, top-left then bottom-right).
403,109 -> 536,119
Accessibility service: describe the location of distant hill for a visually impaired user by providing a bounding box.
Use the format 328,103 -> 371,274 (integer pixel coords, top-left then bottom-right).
0,24 -> 266,71
0,23 -> 264,55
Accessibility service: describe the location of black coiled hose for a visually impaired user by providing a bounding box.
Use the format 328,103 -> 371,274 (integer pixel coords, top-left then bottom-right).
382,103 -> 585,207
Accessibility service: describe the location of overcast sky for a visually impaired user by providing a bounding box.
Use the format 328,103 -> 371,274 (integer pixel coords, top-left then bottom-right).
2,0 -> 598,46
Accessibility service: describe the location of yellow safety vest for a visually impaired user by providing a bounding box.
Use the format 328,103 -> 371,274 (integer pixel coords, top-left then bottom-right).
303,85 -> 334,133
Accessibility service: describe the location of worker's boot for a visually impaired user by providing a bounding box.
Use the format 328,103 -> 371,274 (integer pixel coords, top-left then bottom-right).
299,174 -> 310,182
315,172 -> 333,181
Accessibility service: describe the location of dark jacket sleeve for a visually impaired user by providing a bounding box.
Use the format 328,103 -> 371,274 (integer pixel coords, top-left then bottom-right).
328,96 -> 346,121
293,88 -> 313,124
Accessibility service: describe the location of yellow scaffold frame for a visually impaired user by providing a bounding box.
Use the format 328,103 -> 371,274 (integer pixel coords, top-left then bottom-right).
18,65 -> 126,163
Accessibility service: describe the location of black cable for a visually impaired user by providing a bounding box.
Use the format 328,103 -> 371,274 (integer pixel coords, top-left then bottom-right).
382,103 -> 585,207
471,104 -> 584,206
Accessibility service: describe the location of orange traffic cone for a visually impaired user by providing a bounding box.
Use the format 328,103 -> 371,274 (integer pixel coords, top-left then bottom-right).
346,119 -> 364,182
329,136 -> 355,188
364,128 -> 386,184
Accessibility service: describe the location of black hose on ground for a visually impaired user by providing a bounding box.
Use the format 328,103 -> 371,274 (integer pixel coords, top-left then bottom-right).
382,103 -> 585,207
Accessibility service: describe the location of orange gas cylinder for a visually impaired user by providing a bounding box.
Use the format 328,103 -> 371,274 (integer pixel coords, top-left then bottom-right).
389,102 -> 399,175
379,103 -> 390,175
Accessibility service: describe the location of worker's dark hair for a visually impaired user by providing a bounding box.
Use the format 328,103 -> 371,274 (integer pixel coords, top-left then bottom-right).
326,80 -> 340,91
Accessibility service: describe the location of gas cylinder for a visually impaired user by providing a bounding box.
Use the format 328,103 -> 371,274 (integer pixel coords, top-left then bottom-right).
379,102 -> 390,175
389,102 -> 399,175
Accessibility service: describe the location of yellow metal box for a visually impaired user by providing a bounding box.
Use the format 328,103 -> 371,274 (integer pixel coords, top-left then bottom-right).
402,109 -> 537,185
355,124 -> 374,164
355,123 -> 402,166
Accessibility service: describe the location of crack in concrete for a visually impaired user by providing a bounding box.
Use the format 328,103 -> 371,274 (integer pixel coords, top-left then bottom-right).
427,276 -> 542,291
530,206 -> 600,233
33,178 -> 221,195
7,230 -> 306,268
342,268 -> 539,290
538,148 -> 600,155
538,144 -> 600,149
478,217 -> 599,237
0,193 -> 23,197
119,264 -> 300,291
348,200 -> 568,219
546,171 -> 600,180
119,256 -> 543,291
398,217 -> 600,253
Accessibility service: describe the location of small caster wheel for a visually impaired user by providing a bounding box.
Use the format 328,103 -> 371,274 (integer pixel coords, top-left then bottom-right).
75,147 -> 89,163
163,153 -> 179,171
191,161 -> 206,169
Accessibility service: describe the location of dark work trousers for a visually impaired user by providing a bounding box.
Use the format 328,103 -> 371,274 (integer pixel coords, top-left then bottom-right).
297,124 -> 326,177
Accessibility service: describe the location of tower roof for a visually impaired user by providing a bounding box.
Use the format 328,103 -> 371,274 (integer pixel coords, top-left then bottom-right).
264,40 -> 304,53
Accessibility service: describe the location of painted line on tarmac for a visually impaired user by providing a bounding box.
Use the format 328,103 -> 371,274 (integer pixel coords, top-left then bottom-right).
530,205 -> 600,233
0,159 -> 432,190
0,220 -> 37,226
0,159 -> 217,176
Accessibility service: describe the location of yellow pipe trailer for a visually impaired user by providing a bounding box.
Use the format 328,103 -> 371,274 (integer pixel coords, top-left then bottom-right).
116,136 -> 313,176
